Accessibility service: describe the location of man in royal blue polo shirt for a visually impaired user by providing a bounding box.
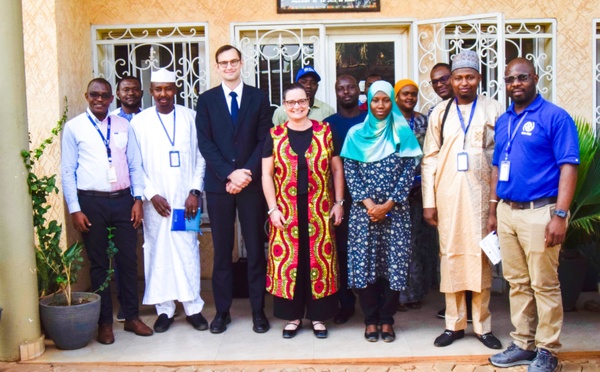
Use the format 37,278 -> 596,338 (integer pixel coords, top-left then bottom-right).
488,58 -> 579,372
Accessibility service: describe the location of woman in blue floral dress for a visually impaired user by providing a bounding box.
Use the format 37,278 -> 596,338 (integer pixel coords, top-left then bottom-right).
341,81 -> 422,343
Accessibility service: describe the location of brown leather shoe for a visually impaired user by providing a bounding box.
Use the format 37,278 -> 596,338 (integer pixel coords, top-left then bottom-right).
124,317 -> 154,336
97,323 -> 115,345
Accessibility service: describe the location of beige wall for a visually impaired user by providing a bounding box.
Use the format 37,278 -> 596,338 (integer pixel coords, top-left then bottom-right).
21,0 -> 599,282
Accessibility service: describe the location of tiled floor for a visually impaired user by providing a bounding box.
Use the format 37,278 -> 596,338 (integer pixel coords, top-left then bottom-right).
26,282 -> 600,365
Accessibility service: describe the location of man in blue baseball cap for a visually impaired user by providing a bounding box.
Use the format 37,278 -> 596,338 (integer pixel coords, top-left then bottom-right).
272,66 -> 335,125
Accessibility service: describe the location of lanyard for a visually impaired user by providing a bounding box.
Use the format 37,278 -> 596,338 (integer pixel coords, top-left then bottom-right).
455,97 -> 477,149
86,112 -> 112,163
504,112 -> 528,160
156,107 -> 176,147
408,112 -> 415,131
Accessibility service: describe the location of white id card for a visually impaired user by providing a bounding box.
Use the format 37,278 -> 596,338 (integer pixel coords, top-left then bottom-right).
107,165 -> 117,183
457,152 -> 469,171
169,151 -> 180,167
499,160 -> 511,181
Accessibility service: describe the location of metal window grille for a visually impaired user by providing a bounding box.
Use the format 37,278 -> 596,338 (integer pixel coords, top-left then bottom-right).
92,23 -> 210,111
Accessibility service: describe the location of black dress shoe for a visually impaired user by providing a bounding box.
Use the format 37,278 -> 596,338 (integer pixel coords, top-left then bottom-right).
186,312 -> 208,331
477,332 -> 502,349
364,325 -> 378,342
434,329 -> 465,347
311,321 -> 328,339
380,324 -> 395,343
153,313 -> 174,333
282,321 -> 302,339
252,310 -> 270,333
210,311 -> 231,334
333,308 -> 355,324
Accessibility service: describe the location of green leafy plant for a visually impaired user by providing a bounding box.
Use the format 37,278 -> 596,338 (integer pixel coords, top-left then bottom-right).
564,116 -> 600,265
22,99 -> 117,305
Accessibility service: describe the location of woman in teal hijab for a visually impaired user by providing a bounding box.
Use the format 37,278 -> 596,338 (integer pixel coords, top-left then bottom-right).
341,80 -> 422,343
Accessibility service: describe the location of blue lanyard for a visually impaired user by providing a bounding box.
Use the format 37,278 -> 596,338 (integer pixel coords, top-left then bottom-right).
86,112 -> 112,163
156,107 -> 176,147
504,112 -> 528,160
455,97 -> 477,149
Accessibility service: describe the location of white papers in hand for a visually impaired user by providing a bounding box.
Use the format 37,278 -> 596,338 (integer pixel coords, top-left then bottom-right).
480,231 -> 501,265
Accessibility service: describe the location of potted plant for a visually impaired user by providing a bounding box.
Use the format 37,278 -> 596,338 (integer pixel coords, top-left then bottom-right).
558,116 -> 600,311
22,102 -> 115,350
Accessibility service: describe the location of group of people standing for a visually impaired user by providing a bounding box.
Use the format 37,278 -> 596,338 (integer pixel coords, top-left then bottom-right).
62,44 -> 578,372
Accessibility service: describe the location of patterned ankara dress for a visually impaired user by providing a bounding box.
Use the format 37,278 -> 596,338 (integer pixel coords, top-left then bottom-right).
345,153 -> 414,291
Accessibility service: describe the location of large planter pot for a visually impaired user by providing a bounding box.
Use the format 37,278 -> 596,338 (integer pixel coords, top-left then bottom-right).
558,253 -> 588,312
39,292 -> 101,350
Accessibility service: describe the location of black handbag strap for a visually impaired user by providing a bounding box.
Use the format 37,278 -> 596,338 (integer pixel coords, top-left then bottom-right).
439,98 -> 453,147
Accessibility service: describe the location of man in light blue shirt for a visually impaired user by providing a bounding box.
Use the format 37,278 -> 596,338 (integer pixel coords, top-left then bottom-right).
61,77 -> 153,344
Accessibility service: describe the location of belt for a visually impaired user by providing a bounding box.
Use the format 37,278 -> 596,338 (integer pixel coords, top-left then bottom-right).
502,196 -> 557,210
77,188 -> 131,199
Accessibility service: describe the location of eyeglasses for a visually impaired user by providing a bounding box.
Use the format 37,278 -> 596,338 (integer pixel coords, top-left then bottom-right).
284,99 -> 309,107
217,59 -> 241,68
504,73 -> 531,85
88,92 -> 112,100
430,74 -> 451,86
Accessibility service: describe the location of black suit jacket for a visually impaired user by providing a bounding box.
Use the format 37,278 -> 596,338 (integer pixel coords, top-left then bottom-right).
196,83 -> 272,193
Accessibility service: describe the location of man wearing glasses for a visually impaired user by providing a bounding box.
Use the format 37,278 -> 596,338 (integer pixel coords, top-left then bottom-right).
196,44 -> 273,334
272,66 -> 335,125
488,58 -> 579,372
62,78 -> 153,344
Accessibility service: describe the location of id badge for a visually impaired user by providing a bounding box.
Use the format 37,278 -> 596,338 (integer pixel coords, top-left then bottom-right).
107,165 -> 117,183
499,160 -> 511,182
457,152 -> 469,171
169,151 -> 180,167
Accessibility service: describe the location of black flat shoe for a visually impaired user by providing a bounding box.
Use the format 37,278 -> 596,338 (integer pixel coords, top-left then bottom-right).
210,311 -> 231,334
434,329 -> 465,347
364,325 -> 379,342
312,321 -> 328,339
186,312 -> 208,331
282,320 -> 302,339
381,324 -> 395,343
153,313 -> 174,333
477,332 -> 502,349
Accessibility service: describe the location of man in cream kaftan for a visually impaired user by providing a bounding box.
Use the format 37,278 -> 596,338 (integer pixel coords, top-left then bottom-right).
131,69 -> 207,333
422,50 -> 503,349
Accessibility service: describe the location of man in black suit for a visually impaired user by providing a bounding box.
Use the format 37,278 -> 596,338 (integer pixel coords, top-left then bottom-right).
196,45 -> 272,334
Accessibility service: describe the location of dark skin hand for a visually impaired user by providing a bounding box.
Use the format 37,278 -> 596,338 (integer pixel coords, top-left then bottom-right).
363,198 -> 394,222
72,211 -> 92,233
131,200 -> 143,229
423,207 -> 438,226
184,194 -> 201,220
151,195 -> 171,217
545,164 -> 577,247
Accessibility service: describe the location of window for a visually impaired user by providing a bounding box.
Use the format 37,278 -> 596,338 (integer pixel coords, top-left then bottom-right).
92,23 -> 210,111
417,15 -> 555,112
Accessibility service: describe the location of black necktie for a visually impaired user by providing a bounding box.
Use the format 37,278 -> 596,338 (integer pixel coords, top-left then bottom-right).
229,91 -> 239,125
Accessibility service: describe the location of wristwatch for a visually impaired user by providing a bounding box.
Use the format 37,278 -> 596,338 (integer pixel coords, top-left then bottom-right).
335,199 -> 345,206
134,196 -> 142,201
553,209 -> 568,218
189,189 -> 201,197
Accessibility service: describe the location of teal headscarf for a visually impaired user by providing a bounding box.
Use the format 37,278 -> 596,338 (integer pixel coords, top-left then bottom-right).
341,80 -> 422,163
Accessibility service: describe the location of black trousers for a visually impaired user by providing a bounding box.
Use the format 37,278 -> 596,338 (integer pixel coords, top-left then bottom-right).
207,190 -> 266,313
334,190 -> 356,312
273,194 -> 338,321
355,278 -> 398,326
79,193 -> 139,325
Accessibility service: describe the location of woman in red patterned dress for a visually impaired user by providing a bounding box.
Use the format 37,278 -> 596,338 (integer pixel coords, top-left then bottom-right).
262,83 -> 345,339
